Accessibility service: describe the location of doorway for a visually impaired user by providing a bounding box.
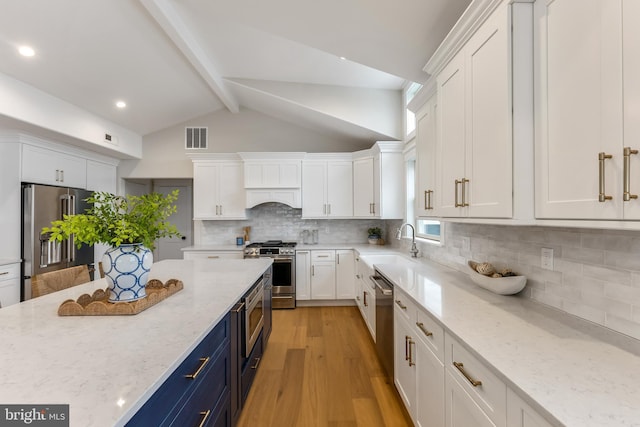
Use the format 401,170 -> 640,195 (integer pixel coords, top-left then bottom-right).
123,179 -> 193,261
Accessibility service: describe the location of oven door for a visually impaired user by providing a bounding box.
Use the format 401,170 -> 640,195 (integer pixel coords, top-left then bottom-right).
271,257 -> 294,294
244,280 -> 264,357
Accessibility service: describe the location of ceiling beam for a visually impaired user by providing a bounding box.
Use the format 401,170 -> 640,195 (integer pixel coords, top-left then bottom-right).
139,0 -> 240,113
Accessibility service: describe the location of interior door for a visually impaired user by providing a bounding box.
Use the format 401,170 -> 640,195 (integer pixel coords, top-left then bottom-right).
154,181 -> 192,260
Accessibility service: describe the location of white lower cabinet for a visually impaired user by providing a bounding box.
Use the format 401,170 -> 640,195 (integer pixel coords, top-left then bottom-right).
394,309 -> 417,416
297,250 -> 355,302
295,250 -> 311,301
336,250 -> 355,299
310,250 -> 336,300
0,263 -> 20,308
354,256 -> 376,340
506,388 -> 554,427
394,286 -> 445,426
445,369 -> 497,427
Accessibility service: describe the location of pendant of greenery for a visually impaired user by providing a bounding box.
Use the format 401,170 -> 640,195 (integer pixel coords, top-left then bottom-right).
42,190 -> 182,251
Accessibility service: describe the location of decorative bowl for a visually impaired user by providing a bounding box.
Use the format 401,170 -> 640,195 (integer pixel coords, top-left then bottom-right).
467,261 -> 527,295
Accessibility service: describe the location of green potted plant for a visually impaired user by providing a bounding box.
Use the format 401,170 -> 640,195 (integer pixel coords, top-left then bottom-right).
42,190 -> 181,303
367,227 -> 383,245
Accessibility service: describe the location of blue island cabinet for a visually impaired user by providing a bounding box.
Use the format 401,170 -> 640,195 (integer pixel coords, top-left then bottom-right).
126,313 -> 231,427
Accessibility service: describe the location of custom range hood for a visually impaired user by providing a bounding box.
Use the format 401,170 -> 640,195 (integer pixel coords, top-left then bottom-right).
239,153 -> 305,209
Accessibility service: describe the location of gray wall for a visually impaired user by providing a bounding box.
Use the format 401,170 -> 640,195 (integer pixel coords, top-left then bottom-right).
387,221 -> 640,341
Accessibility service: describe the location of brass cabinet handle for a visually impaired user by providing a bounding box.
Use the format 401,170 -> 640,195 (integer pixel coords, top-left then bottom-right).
231,302 -> 245,313
408,339 -> 415,367
416,322 -> 433,337
453,361 -> 482,387
455,179 -> 462,207
598,152 -> 613,202
297,251 -> 309,254
185,357 -> 210,380
311,265 -> 315,276
623,147 -> 638,201
371,203 -> 376,215
207,256 -> 220,259
363,291 -> 368,307
405,335 -> 410,361
395,299 -> 407,310
251,357 -> 261,369
461,178 -> 469,207
197,410 -> 211,427
424,190 -> 434,210
219,205 -> 223,215
0,271 -> 8,276
317,255 -> 329,258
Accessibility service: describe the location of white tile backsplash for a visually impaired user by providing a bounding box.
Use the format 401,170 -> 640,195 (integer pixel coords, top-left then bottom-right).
195,202 -> 385,246
386,220 -> 640,341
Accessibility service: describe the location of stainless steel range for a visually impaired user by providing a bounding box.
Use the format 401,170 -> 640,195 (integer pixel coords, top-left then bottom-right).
244,240 -> 296,309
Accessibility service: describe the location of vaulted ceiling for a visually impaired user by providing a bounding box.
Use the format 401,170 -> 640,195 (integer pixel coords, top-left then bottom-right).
0,0 -> 471,143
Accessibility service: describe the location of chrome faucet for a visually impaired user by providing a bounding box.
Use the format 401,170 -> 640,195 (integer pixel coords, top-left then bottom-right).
396,223 -> 419,258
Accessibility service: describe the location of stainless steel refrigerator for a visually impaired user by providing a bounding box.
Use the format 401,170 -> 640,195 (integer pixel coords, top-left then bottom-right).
21,183 -> 94,301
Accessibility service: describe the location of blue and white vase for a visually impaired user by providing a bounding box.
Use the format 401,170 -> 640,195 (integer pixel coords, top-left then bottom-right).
102,244 -> 153,302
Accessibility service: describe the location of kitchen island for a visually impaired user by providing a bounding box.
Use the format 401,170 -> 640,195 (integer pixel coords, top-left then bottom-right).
0,258 -> 272,427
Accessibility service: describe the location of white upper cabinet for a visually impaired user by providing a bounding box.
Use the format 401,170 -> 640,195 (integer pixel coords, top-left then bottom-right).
435,1 -> 513,219
302,156 -> 353,218
352,142 -> 404,219
415,94 -> 438,218
22,143 -> 87,189
535,0 -> 625,220
86,160 -> 117,193
192,157 -> 247,220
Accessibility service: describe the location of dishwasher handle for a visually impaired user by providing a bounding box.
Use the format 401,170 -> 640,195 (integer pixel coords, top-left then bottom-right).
370,275 -> 393,296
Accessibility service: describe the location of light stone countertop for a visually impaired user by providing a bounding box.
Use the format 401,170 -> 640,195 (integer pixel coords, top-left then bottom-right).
369,255 -> 640,427
0,258 -> 272,427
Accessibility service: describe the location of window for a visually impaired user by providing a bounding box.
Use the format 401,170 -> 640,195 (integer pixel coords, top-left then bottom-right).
405,82 -> 422,137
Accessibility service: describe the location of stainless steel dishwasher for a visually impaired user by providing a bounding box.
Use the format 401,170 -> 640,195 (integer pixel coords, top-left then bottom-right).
371,271 -> 394,380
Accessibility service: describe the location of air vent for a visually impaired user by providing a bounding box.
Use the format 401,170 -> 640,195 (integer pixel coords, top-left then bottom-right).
185,127 -> 208,149
104,132 -> 118,145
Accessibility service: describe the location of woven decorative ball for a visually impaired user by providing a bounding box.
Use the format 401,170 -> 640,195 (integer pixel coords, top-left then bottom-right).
475,262 -> 495,276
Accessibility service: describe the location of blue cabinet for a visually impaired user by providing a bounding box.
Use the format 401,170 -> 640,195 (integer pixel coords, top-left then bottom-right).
126,314 -> 231,427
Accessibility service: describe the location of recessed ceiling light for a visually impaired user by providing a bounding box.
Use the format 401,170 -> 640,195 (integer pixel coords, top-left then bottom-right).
339,56 -> 347,61
18,46 -> 35,57
115,101 -> 127,109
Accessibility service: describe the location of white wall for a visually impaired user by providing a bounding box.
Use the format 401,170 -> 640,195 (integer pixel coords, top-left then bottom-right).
229,79 -> 404,140
0,71 -> 142,159
119,107 -> 372,179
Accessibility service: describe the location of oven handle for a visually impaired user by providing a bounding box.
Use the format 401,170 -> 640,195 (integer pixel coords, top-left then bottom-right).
273,258 -> 293,263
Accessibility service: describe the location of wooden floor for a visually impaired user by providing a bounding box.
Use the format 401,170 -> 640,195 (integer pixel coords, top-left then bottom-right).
237,306 -> 413,427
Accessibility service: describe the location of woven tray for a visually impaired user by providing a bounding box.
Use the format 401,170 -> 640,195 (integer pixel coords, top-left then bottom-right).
58,278 -> 183,316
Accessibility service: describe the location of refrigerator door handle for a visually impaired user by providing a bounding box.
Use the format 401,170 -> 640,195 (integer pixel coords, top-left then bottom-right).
67,195 -> 76,263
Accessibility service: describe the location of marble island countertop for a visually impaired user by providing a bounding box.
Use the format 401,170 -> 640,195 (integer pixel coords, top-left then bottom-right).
0,258 -> 272,427
370,255 -> 640,427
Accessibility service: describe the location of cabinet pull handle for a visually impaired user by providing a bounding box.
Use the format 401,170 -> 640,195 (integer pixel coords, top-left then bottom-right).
328,204 -> 331,215
598,152 -> 613,202
197,410 -> 211,427
311,265 -> 315,276
461,178 -> 469,207
337,254 -> 340,264
425,190 -> 434,210
207,256 -> 220,259
297,251 -> 309,254
0,271 -> 8,276
453,361 -> 482,387
251,356 -> 261,369
55,169 -> 59,182
624,147 -> 638,201
60,170 -> 64,182
395,299 -> 407,310
318,255 -> 329,258
409,339 -> 415,367
363,291 -> 367,307
454,179 -> 462,207
372,203 -> 375,215
215,205 -> 219,215
405,335 -> 410,360
219,205 -> 223,215
416,321 -> 433,337
185,357 -> 210,379
231,302 -> 245,313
